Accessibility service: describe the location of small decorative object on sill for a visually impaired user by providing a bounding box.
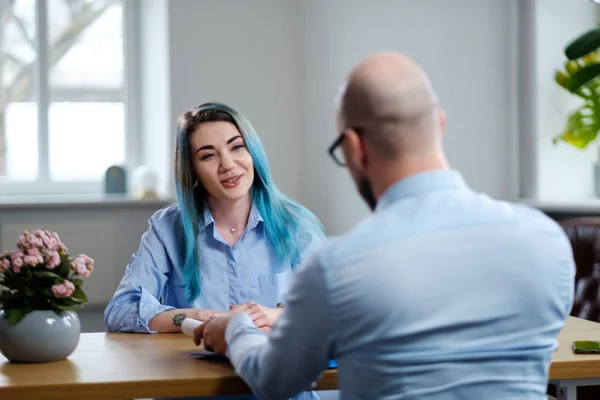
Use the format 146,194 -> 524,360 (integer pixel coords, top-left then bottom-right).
0,230 -> 95,363
104,165 -> 127,194
131,165 -> 158,200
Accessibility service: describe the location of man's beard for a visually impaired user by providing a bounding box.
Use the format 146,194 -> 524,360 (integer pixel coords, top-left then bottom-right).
357,174 -> 377,211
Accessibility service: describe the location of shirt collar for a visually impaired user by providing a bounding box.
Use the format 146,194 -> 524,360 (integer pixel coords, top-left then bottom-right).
200,201 -> 264,232
375,169 -> 469,212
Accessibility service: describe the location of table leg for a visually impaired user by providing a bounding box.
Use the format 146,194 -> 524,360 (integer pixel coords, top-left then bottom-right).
557,383 -> 577,400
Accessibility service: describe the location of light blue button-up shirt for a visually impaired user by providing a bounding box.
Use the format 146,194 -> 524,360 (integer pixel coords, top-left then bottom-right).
104,202 -> 323,400
225,170 -> 575,400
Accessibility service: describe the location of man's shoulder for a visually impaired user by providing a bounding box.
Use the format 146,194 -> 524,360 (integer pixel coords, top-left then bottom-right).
496,199 -> 566,234
315,197 -> 569,268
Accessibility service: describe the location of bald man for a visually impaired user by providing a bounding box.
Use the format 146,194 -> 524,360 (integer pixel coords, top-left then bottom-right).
195,52 -> 575,400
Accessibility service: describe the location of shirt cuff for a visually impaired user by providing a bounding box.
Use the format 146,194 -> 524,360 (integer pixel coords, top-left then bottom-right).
138,288 -> 175,333
225,312 -> 257,344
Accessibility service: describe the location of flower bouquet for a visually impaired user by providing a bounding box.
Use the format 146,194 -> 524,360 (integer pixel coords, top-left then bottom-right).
0,230 -> 94,325
0,230 -> 95,362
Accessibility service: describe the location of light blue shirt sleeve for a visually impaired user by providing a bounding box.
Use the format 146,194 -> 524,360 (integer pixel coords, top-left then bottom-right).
226,252 -> 334,400
104,218 -> 175,333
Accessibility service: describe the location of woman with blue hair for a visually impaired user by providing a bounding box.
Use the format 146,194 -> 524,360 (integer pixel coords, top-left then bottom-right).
104,102 -> 325,399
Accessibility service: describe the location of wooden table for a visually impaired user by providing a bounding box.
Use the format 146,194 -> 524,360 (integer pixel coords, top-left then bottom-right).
1,316 -> 599,400
0,332 -> 337,399
550,316 -> 600,400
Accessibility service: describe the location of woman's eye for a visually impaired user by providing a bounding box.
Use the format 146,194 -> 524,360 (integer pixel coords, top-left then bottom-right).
232,144 -> 245,151
201,153 -> 215,161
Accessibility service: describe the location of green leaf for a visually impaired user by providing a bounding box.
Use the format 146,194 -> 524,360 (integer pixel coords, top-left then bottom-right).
554,104 -> 600,148
53,304 -> 76,312
33,270 -> 63,281
71,278 -> 83,287
5,309 -> 26,325
566,27 -> 600,60
567,63 -> 600,92
72,286 -> 88,303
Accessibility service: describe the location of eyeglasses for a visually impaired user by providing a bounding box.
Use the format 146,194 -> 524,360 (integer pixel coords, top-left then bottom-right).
327,128 -> 364,166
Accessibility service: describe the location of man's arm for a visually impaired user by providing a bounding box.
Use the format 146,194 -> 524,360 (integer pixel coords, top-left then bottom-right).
226,253 -> 334,400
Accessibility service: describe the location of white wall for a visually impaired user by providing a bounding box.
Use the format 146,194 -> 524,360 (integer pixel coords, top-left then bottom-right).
141,0 -> 521,234
535,0 -> 600,200
300,0 -> 518,233
161,0 -> 303,201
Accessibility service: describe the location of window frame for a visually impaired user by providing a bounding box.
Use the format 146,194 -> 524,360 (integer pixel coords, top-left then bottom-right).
0,0 -> 140,197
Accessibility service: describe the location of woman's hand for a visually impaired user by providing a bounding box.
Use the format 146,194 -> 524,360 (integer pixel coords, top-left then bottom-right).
194,308 -> 219,321
230,302 -> 283,333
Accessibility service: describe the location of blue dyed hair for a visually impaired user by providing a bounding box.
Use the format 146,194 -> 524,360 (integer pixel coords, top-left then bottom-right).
174,102 -> 324,301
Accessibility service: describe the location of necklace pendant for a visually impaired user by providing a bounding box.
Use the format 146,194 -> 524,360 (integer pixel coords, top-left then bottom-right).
231,228 -> 237,233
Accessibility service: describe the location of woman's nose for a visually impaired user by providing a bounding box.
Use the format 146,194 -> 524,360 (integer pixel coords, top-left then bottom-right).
219,153 -> 236,172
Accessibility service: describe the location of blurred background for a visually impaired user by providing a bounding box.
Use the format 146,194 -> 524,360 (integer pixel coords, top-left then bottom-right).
0,0 -> 597,331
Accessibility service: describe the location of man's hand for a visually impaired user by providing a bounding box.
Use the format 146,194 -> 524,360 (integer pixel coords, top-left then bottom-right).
230,302 -> 283,333
193,312 -> 237,354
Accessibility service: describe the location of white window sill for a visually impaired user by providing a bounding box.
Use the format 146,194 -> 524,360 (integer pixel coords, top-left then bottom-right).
0,193 -> 173,211
519,198 -> 600,213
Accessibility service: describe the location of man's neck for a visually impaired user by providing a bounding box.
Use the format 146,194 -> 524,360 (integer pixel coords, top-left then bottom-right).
370,153 -> 450,200
206,194 -> 252,231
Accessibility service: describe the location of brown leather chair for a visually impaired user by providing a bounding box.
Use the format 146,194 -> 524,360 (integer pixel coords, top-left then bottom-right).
554,217 -> 600,399
560,218 -> 600,322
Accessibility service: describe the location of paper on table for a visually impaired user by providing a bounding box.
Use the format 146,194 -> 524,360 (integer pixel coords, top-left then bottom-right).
181,318 -> 203,336
190,351 -> 339,369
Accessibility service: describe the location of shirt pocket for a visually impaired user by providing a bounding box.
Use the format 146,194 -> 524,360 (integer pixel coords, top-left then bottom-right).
249,272 -> 290,307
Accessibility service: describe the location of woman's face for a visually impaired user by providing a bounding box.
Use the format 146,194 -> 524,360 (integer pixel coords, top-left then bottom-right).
188,121 -> 254,202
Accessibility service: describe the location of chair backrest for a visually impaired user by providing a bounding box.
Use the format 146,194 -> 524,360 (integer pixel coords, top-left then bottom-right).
559,217 -> 600,322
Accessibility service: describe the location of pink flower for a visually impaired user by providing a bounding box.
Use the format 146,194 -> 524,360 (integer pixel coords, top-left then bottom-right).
49,251 -> 60,268
51,280 -> 75,298
72,254 -> 94,277
58,244 -> 68,256
17,233 -> 29,250
11,253 -> 24,268
28,235 -> 42,248
42,236 -> 54,249
23,255 -> 38,266
28,248 -> 40,258
0,258 -> 10,273
51,232 -> 61,243
75,262 -> 85,274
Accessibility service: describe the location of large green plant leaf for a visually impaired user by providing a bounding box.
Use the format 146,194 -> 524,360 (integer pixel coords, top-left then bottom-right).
566,27 -> 600,60
72,286 -> 87,303
553,104 -> 600,148
567,63 -> 600,92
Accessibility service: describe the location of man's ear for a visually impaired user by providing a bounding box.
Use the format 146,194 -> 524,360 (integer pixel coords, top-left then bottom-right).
438,108 -> 447,135
344,129 -> 367,173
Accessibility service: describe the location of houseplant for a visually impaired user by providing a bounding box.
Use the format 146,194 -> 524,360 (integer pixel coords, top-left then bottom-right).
554,26 -> 600,195
554,26 -> 600,148
0,230 -> 94,363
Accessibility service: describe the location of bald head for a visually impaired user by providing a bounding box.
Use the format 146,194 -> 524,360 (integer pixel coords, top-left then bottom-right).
338,52 -> 443,159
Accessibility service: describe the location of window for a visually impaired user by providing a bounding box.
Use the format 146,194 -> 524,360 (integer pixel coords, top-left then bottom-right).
0,0 -> 136,196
